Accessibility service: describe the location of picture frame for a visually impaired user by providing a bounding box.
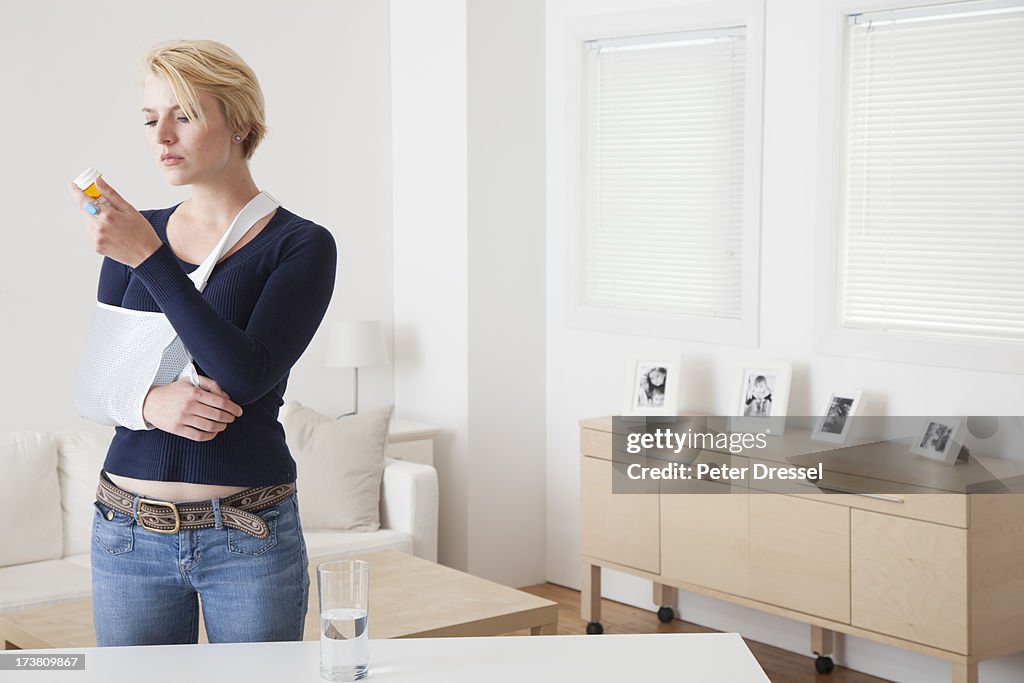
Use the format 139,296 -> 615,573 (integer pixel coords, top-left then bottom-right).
622,354 -> 681,417
730,361 -> 791,435
910,417 -> 966,465
811,390 -> 864,444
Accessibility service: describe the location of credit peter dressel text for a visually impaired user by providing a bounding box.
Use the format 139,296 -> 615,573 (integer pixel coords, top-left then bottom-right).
625,462 -> 824,482
625,428 -> 768,455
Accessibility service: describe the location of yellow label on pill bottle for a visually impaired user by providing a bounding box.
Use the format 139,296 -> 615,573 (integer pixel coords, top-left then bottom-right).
74,167 -> 102,198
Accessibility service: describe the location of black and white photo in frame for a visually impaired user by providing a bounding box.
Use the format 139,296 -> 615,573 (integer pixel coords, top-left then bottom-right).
741,372 -> 776,417
623,354 -> 681,417
811,390 -> 863,444
731,361 -> 791,435
910,417 -> 966,465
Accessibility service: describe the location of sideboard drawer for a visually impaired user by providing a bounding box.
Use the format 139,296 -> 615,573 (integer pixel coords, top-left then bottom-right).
581,428 -> 614,461
749,460 -> 969,528
820,489 -> 968,529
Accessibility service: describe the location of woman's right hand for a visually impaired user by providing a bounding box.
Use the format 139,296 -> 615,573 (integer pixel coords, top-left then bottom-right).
142,376 -> 244,441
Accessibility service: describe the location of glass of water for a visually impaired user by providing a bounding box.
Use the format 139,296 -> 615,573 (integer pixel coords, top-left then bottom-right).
317,560 -> 370,681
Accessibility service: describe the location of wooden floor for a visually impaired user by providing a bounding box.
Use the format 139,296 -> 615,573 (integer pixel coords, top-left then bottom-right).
512,583 -> 892,683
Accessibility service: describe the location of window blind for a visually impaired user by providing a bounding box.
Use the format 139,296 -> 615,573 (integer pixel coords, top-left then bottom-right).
583,28 -> 747,319
840,1 -> 1024,343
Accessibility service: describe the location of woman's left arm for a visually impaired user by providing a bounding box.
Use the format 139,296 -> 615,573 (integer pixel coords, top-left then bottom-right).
131,227 -> 337,405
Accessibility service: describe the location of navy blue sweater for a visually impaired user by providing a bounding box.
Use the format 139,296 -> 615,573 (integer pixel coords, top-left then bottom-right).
98,204 -> 337,486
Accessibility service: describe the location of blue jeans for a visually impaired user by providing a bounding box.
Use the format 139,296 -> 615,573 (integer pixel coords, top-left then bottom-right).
91,487 -> 310,646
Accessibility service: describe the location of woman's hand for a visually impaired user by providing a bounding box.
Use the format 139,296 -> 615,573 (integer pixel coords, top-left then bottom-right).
142,375 -> 244,442
68,176 -> 164,268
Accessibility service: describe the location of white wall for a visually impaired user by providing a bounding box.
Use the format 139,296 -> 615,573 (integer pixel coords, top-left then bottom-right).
544,0 -> 1024,681
391,0 -> 547,585
390,0 -> 472,571
0,0 -> 394,433
466,0 -> 548,586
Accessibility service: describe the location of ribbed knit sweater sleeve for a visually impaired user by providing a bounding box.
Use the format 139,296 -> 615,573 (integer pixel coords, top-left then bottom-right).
97,256 -> 131,305
130,223 -> 337,405
96,210 -> 152,305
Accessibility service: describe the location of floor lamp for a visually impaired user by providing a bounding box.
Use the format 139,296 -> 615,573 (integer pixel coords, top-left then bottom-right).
325,321 -> 390,417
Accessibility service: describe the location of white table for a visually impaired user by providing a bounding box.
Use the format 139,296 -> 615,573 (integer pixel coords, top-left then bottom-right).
4,633 -> 769,682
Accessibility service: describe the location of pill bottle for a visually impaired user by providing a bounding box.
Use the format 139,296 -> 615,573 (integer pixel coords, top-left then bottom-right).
74,167 -> 102,198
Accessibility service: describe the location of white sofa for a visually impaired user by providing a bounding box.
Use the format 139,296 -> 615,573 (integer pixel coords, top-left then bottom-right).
0,430 -> 438,614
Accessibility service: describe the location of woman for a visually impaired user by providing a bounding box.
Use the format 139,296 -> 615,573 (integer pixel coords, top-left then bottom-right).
67,40 -> 336,646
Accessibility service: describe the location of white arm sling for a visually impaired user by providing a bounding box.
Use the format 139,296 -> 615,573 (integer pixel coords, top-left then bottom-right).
74,191 -> 280,430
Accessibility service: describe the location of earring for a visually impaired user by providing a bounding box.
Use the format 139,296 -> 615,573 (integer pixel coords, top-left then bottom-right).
233,135 -> 242,142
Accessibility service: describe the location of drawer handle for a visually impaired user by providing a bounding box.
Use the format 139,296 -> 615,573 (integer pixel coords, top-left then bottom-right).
798,481 -> 904,504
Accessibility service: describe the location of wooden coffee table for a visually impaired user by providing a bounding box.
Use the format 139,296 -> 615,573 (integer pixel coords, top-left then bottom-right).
0,550 -> 557,649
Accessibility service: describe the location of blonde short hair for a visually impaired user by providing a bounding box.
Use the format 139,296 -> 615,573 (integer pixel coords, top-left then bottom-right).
144,39 -> 266,160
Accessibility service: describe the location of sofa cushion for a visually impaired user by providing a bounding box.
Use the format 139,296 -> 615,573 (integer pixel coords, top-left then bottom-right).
0,559 -> 92,612
282,402 -> 393,532
63,553 -> 91,570
302,530 -> 413,561
54,430 -> 110,557
0,433 -> 63,568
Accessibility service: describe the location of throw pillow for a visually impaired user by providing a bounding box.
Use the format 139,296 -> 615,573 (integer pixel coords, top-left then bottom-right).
281,402 -> 393,532
0,432 -> 63,567
54,430 -> 111,557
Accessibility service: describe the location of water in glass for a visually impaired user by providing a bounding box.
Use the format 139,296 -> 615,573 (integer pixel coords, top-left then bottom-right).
320,607 -> 369,681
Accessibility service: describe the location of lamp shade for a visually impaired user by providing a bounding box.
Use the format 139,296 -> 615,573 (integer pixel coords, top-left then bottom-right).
325,321 -> 390,369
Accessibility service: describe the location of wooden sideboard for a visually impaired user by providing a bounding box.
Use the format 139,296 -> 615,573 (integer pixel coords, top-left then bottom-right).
579,416 -> 1024,683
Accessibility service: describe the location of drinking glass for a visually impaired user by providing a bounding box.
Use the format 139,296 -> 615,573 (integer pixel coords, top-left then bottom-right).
317,560 -> 370,681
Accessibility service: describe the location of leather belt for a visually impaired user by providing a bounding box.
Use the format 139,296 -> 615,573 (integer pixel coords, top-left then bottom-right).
96,471 -> 296,539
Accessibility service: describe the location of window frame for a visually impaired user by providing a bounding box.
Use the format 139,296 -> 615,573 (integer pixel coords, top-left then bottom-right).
814,0 -> 1024,374
563,0 -> 765,347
